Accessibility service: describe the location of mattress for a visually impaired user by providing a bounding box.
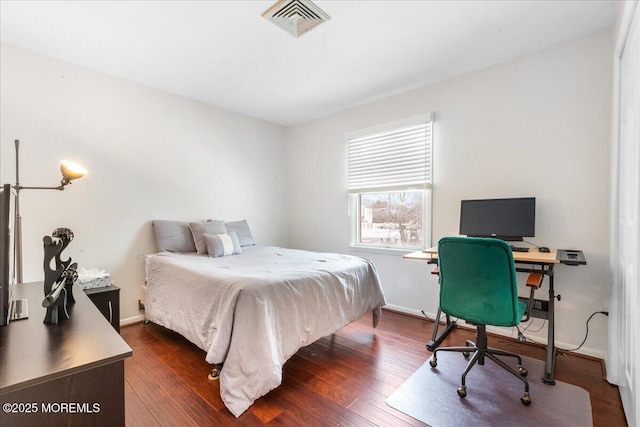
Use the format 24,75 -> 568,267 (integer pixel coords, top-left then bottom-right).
144,245 -> 386,416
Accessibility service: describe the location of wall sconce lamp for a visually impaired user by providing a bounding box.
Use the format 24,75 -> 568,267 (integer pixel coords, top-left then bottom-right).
12,139 -> 87,283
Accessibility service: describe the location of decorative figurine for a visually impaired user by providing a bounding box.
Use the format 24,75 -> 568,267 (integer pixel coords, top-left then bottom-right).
42,227 -> 78,324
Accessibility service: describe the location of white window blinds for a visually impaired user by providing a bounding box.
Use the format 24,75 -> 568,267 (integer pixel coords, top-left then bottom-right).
347,116 -> 432,194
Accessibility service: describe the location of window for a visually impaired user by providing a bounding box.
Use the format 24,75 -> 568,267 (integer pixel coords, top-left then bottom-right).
347,114 -> 433,250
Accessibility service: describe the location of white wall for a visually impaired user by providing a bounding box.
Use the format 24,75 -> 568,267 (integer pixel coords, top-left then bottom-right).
0,43 -> 288,322
0,29 -> 614,357
286,30 -> 613,357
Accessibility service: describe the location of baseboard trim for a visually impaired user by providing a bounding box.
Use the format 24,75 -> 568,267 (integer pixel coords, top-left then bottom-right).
121,314 -> 145,326
120,305 -> 605,359
381,304 -> 605,360
382,304 -> 429,319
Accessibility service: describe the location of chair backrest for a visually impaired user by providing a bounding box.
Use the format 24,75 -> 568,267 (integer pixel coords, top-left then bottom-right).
437,236 -> 520,327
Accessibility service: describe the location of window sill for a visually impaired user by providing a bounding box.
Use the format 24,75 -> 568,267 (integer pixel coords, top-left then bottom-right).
348,245 -> 421,256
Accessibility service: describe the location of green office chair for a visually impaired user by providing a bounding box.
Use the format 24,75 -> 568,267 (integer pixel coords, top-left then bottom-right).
429,236 -> 532,406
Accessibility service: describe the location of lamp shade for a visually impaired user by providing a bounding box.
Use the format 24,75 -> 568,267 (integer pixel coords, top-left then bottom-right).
60,160 -> 87,185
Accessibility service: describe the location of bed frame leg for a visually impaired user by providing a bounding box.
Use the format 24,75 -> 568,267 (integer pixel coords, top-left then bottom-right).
208,363 -> 223,381
139,299 -> 151,325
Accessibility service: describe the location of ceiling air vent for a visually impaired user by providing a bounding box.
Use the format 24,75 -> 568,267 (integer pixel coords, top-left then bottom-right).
262,0 -> 331,38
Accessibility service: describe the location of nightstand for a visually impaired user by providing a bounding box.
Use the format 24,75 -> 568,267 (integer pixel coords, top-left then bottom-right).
84,285 -> 120,333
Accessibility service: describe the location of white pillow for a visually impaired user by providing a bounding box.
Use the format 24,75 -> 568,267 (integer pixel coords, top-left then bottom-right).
203,232 -> 242,258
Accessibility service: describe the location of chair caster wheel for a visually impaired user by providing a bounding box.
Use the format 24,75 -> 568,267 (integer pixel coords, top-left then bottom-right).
429,358 -> 438,368
462,351 -> 470,358
518,366 -> 528,377
457,386 -> 467,398
521,392 -> 532,406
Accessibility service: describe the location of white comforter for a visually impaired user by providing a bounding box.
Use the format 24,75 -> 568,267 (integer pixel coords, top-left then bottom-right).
144,246 -> 386,417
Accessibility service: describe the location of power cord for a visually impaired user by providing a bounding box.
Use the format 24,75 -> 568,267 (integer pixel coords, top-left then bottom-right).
516,319 -> 547,342
519,316 -> 547,333
420,310 -> 436,322
516,311 -> 608,352
421,310 -> 457,326
560,311 -> 608,352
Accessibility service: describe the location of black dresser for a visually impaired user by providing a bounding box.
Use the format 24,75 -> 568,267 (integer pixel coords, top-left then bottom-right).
0,282 -> 132,426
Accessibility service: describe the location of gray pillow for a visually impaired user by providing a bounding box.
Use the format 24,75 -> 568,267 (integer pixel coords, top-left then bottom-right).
224,220 -> 255,247
152,220 -> 197,252
203,232 -> 242,258
190,220 -> 227,254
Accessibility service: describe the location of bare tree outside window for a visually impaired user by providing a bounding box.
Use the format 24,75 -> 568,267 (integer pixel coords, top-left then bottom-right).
359,191 -> 423,247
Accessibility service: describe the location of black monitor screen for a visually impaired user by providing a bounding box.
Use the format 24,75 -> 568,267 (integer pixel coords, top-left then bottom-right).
459,197 -> 535,241
1,184 -> 16,326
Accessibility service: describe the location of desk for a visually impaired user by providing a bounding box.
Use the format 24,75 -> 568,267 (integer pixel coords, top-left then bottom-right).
0,282 -> 132,426
405,246 -> 583,386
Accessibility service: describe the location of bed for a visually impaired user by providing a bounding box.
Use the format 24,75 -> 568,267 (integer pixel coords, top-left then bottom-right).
143,236 -> 386,417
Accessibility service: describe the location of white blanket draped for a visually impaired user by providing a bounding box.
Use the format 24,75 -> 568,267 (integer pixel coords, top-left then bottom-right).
145,246 -> 386,417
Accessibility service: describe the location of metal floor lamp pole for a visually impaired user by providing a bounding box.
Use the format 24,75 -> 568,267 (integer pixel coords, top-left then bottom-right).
14,139 -> 23,284
11,139 -> 86,285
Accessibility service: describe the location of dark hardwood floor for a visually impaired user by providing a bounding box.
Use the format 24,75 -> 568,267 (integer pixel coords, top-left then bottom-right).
121,310 -> 627,426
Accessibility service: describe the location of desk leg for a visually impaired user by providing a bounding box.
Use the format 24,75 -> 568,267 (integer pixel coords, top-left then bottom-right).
426,307 -> 455,351
542,272 -> 556,385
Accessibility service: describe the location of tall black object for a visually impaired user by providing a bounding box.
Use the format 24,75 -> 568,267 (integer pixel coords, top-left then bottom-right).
42,228 -> 78,324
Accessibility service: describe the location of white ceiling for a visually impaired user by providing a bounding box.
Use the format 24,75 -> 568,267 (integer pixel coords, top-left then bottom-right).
0,1 -> 618,126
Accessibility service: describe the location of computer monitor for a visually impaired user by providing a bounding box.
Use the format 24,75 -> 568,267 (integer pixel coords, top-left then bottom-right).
459,197 -> 536,241
1,184 -> 17,326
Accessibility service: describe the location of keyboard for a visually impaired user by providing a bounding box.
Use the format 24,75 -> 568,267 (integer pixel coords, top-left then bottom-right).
510,246 -> 529,252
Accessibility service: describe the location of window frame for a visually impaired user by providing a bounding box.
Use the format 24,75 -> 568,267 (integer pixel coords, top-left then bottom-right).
347,114 -> 433,253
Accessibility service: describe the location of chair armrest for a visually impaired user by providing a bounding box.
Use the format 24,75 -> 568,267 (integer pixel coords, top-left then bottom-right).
526,272 -> 543,289
522,273 -> 543,322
